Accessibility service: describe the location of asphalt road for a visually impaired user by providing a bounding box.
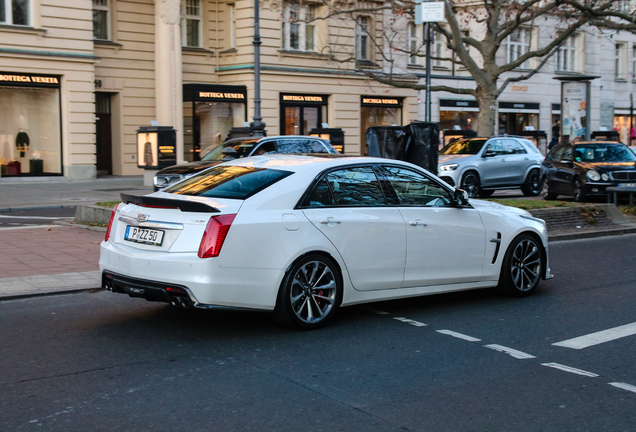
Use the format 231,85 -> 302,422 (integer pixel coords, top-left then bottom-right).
0,208 -> 76,228
1,235 -> 635,431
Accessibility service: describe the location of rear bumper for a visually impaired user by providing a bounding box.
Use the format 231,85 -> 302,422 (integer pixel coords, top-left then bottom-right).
99,240 -> 282,310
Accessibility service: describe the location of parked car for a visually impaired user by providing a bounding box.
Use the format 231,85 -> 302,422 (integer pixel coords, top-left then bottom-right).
101,154 -> 551,329
438,136 -> 544,198
153,135 -> 339,190
541,141 -> 636,201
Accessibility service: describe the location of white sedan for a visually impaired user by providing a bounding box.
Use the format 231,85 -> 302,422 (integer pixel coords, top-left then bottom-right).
100,155 -> 552,329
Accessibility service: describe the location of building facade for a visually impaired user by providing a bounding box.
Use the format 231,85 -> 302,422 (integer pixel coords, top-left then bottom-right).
0,0 -> 418,180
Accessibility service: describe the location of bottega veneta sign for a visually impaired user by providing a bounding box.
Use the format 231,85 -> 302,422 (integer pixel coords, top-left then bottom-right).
198,92 -> 245,99
0,74 -> 59,84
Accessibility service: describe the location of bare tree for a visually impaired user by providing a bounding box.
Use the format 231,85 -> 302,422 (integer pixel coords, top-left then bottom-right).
315,0 -> 636,136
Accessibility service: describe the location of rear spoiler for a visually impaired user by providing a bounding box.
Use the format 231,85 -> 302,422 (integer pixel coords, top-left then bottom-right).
120,193 -> 220,213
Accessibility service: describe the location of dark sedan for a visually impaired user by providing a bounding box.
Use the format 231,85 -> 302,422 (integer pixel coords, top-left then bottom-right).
541,141 -> 636,201
154,136 -> 338,190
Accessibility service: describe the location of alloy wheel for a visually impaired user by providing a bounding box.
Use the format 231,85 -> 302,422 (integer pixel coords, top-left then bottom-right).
510,239 -> 541,292
289,260 -> 337,324
461,172 -> 480,198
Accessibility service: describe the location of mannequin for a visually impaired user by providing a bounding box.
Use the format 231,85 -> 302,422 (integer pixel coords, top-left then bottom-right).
16,129 -> 30,158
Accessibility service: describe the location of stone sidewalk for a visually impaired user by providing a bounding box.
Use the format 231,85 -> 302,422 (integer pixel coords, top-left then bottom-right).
0,224 -> 104,299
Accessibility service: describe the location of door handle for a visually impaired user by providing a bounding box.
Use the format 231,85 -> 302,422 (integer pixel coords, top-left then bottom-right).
501,159 -> 506,162
319,219 -> 341,225
408,220 -> 427,227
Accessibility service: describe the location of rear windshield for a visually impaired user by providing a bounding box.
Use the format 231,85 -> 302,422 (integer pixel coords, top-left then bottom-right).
164,165 -> 293,199
440,138 -> 487,155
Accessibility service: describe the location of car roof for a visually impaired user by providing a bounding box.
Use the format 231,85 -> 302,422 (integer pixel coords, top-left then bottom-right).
221,154 -> 413,173
223,135 -> 329,146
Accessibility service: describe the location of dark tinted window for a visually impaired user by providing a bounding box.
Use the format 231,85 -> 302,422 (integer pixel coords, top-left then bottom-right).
549,145 -> 566,161
201,140 -> 258,161
440,138 -> 487,155
275,139 -> 331,154
381,166 -> 453,206
325,167 -> 386,206
308,178 -> 335,206
165,165 -> 292,199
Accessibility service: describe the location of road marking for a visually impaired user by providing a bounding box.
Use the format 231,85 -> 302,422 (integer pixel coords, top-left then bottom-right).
359,306 -> 389,315
541,363 -> 599,377
484,344 -> 536,359
394,317 -> 427,327
436,329 -> 481,342
552,322 -> 636,349
609,382 -> 636,394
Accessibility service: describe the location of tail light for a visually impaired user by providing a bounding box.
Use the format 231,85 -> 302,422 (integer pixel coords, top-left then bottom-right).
198,214 -> 237,258
105,204 -> 120,242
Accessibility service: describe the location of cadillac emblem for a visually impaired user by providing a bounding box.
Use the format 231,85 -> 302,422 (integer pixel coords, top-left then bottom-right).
137,214 -> 150,222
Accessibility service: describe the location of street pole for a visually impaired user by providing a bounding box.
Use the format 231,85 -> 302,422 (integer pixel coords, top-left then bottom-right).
425,22 -> 432,122
630,93 -> 633,145
250,0 -> 266,137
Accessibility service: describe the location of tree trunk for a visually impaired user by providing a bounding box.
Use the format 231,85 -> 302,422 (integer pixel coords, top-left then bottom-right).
475,90 -> 497,137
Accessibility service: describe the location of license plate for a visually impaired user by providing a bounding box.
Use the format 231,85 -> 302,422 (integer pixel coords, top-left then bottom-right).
618,183 -> 636,188
124,226 -> 164,246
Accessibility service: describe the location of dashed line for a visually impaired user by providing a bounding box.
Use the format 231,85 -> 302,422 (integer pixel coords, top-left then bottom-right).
436,329 -> 481,342
609,382 -> 636,393
484,344 -> 536,359
394,317 -> 427,327
552,322 -> 636,350
541,363 -> 599,377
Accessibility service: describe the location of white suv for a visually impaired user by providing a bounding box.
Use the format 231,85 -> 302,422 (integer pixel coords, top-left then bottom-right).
438,136 -> 544,198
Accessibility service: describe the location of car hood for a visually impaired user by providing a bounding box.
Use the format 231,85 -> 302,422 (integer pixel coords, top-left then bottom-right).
575,161 -> 636,172
156,161 -> 220,175
470,198 -> 530,216
438,154 -> 476,164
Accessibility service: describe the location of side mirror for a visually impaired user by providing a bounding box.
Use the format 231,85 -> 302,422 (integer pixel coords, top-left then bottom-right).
483,150 -> 496,158
222,147 -> 239,160
452,189 -> 470,206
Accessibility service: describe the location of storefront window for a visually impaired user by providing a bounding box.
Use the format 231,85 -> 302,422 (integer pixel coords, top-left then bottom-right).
183,101 -> 246,161
613,115 -> 635,145
439,111 -> 478,133
0,85 -> 62,176
498,113 -> 539,135
280,94 -> 328,136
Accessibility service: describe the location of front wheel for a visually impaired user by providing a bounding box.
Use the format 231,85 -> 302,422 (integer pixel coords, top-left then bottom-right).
274,255 -> 342,330
522,169 -> 541,196
573,178 -> 586,202
461,172 -> 480,198
541,177 -> 557,200
497,234 -> 543,297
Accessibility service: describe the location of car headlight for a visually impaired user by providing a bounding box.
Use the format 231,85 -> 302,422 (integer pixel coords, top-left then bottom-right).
586,170 -> 601,182
440,164 -> 459,171
601,173 -> 609,181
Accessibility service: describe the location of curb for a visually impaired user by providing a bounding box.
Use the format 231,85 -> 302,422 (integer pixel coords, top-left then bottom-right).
53,220 -> 107,232
548,226 -> 636,242
0,204 -> 79,212
0,287 -> 104,302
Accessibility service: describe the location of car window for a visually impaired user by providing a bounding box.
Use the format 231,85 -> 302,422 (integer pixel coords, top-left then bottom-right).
549,145 -> 565,161
307,178 -> 335,207
164,165 -> 292,199
381,166 -> 453,207
505,139 -> 527,154
520,139 -> 542,154
485,139 -> 506,156
252,141 -> 277,155
561,147 -> 572,161
201,140 -> 258,161
440,138 -> 487,155
323,167 -> 386,206
305,140 -> 331,153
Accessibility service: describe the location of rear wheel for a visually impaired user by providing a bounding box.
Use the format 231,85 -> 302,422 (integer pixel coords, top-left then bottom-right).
274,255 -> 342,330
522,169 -> 541,196
573,178 -> 586,202
542,177 -> 557,200
461,171 -> 480,198
497,234 -> 543,297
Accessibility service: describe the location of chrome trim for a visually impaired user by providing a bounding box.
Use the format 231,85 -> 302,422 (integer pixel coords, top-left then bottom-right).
118,215 -> 184,230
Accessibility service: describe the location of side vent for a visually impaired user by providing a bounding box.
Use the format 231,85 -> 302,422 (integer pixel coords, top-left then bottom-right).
490,233 -> 502,264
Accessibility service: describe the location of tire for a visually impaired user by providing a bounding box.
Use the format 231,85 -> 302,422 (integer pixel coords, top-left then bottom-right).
274,254 -> 342,330
522,169 -> 541,196
573,177 -> 586,202
541,177 -> 557,200
497,234 -> 543,297
478,189 -> 494,198
460,171 -> 480,199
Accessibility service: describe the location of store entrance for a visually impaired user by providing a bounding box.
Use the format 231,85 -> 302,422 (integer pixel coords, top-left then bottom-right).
284,106 -> 320,135
95,92 -> 113,175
